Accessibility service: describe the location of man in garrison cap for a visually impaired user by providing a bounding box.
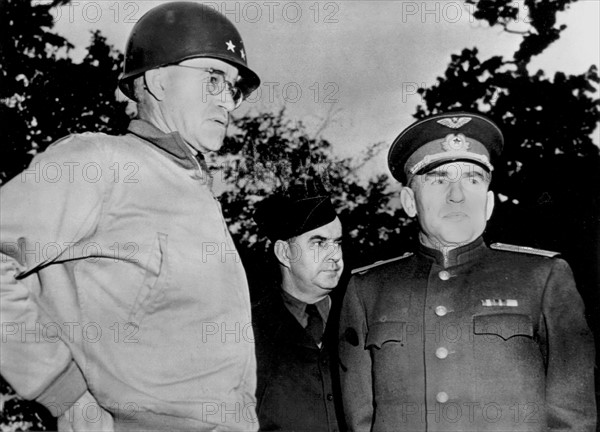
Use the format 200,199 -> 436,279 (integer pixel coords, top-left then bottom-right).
252,184 -> 345,432
1,3 -> 260,431
338,112 -> 596,432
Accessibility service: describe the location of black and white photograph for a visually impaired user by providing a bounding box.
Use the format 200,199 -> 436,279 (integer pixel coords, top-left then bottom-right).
1,1 -> 599,431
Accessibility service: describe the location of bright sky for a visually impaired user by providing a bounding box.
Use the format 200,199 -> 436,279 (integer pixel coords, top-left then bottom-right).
50,0 -> 600,176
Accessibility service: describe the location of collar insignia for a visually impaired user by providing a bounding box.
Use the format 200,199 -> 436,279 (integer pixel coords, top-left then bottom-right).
442,133 -> 470,152
437,117 -> 472,129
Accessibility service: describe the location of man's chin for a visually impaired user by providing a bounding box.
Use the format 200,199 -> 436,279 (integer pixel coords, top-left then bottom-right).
317,277 -> 340,291
194,142 -> 223,154
422,230 -> 480,250
187,132 -> 225,154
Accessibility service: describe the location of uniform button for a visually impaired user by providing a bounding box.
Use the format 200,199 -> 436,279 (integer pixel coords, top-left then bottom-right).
435,306 -> 447,316
436,392 -> 449,403
327,393 -> 334,401
438,270 -> 450,280
435,347 -> 449,359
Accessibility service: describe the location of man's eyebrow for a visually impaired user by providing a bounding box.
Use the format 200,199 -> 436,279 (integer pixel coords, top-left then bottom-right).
424,169 -> 448,178
425,168 -> 489,179
308,235 -> 343,242
465,169 -> 489,180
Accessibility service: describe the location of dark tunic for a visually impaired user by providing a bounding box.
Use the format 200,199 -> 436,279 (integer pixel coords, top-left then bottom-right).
253,290 -> 344,432
339,237 -> 596,432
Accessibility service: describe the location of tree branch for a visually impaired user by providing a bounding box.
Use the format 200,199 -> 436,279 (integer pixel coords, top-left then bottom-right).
501,23 -> 530,35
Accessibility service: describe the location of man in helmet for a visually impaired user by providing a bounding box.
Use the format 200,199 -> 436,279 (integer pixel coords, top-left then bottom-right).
338,112 -> 596,431
0,3 -> 260,431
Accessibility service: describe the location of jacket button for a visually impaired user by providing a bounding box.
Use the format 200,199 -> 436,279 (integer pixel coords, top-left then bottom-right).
436,392 -> 449,403
435,306 -> 447,316
327,393 -> 334,401
435,347 -> 449,359
438,270 -> 450,280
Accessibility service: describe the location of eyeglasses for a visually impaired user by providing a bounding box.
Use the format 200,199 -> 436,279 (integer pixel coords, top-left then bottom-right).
173,65 -> 244,108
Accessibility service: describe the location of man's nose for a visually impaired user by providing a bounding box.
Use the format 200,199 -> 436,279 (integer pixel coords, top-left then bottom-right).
216,88 -> 236,112
329,244 -> 343,262
447,181 -> 465,203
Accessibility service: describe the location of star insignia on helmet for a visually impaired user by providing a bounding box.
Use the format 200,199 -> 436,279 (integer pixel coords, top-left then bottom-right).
240,49 -> 245,60
226,40 -> 236,52
437,117 -> 472,129
442,134 -> 471,152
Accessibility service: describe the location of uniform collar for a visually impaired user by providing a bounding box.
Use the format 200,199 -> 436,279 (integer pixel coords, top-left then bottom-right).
280,289 -> 331,328
127,119 -> 213,187
127,119 -> 198,171
418,236 -> 486,268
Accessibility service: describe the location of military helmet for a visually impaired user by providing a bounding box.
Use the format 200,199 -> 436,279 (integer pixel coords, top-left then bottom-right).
119,2 -> 260,100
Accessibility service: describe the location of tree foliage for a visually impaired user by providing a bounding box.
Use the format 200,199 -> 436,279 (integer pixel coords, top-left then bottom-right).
1,0 -> 128,429
1,1 -> 409,428
416,0 -> 600,322
1,0 -> 129,184
211,109 -> 410,300
1,0 -> 598,429
417,0 -> 599,411
466,0 -> 575,63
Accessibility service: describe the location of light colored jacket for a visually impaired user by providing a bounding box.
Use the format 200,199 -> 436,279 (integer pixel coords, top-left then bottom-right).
0,120 -> 257,431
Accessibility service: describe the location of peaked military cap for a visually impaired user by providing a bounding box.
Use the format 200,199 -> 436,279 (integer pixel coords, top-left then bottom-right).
253,184 -> 338,242
388,112 -> 504,184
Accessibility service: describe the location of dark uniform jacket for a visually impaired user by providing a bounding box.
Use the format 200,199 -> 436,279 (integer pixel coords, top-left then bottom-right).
339,237 -> 596,432
253,290 -> 344,432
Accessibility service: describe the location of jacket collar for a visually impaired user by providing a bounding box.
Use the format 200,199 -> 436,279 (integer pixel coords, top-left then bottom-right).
418,236 -> 487,268
280,289 -> 331,327
256,290 -> 331,351
127,119 -> 198,171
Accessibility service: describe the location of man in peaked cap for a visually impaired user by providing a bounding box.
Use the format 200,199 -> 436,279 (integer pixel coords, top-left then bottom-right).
252,186 -> 345,432
338,112 -> 596,432
1,3 -> 260,431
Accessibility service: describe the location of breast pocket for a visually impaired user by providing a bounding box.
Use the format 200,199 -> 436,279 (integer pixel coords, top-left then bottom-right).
128,232 -> 170,324
473,313 -> 533,341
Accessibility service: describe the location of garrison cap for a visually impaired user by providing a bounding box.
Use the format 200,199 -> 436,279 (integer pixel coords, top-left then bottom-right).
253,186 -> 338,242
388,112 -> 504,184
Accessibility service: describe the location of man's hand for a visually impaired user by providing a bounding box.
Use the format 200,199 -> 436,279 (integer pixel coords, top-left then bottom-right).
2,258 -> 114,431
57,391 -> 114,432
0,256 -> 24,285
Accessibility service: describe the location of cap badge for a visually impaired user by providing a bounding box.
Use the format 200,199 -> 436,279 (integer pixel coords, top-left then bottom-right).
437,117 -> 472,129
226,40 -> 236,53
442,134 -> 470,152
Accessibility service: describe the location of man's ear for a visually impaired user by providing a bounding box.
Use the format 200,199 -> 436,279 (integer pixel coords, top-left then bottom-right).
144,68 -> 166,101
274,240 -> 291,269
485,190 -> 495,221
400,186 -> 417,218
